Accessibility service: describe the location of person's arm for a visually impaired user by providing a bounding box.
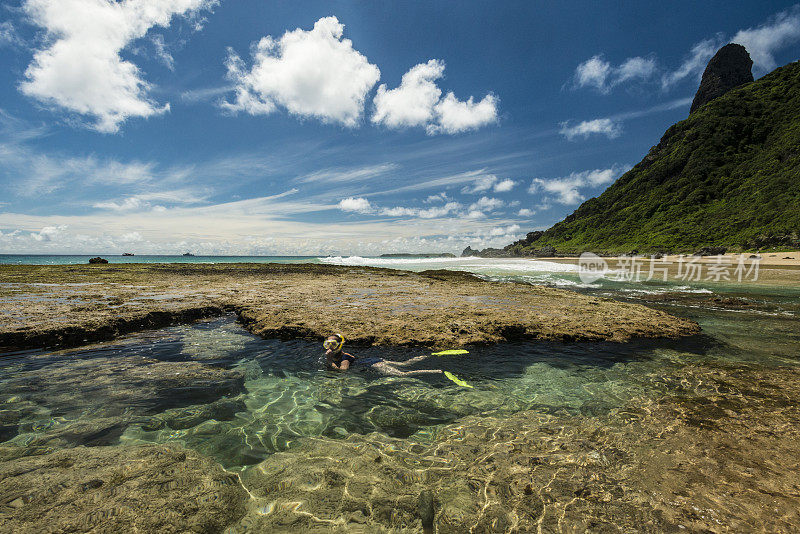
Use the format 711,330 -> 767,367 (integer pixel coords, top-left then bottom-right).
326,350 -> 340,369
338,352 -> 353,370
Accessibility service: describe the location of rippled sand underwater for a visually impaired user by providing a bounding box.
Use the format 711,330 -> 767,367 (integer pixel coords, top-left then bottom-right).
2,276 -> 800,532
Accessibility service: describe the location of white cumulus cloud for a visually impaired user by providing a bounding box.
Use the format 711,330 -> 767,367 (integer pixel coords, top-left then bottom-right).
338,197 -> 374,214
424,192 -> 450,203
224,16 -> 380,127
489,224 -> 520,236
468,196 -> 504,212
573,54 -> 656,93
120,231 -> 143,243
372,59 -> 498,134
31,224 -> 68,242
492,178 -> 516,192
338,197 -> 464,219
416,202 -> 461,218
559,118 -> 621,140
431,92 -> 499,134
19,0 -> 215,133
732,7 -> 800,73
461,174 -> 517,194
529,166 -> 626,205
372,59 -> 443,128
93,197 -> 151,212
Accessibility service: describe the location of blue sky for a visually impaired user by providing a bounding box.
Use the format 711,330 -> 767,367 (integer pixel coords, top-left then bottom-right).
1,1 -> 799,255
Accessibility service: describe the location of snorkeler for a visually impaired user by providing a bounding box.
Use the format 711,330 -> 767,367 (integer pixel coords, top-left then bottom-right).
323,334 -> 442,376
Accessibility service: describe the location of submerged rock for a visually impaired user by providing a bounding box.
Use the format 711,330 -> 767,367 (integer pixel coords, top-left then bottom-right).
154,397 -> 247,431
1,356 -> 245,448
88,257 -> 108,264
2,356 -> 244,417
0,424 -> 17,442
0,445 -> 248,533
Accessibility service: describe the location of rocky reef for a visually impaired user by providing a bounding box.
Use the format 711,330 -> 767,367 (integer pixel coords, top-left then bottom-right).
0,263 -> 699,351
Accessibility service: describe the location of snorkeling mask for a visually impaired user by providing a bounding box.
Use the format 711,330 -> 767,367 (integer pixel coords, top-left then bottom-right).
323,335 -> 344,351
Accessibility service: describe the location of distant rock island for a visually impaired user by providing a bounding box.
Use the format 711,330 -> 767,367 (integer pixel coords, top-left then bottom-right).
379,253 -> 455,258
472,44 -> 799,257
122,253 -> 135,256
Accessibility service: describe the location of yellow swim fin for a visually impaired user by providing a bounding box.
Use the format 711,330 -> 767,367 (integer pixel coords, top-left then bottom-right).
431,349 -> 469,356
444,371 -> 473,388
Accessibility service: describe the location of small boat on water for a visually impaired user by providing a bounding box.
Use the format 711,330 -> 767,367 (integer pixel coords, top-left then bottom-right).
182,252 -> 195,257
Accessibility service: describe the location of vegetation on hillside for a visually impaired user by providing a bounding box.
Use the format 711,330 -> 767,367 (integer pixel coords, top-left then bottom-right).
512,60 -> 800,255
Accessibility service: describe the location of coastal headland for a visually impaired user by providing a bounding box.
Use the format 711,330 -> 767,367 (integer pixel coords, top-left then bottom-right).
0,263 -> 698,351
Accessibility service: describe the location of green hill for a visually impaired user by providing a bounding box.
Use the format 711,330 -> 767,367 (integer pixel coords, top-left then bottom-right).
513,60 -> 800,255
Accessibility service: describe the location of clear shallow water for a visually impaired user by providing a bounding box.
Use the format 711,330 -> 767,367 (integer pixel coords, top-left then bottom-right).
2,298 -> 798,468
0,318 -> 689,464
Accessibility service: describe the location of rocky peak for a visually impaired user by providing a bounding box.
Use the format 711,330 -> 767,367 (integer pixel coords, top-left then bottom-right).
690,43 -> 753,114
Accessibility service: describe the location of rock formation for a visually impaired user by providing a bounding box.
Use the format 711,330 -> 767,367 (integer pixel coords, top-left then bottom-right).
690,43 -> 753,114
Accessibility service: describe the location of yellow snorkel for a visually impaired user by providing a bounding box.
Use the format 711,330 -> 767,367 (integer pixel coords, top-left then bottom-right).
323,334 -> 345,352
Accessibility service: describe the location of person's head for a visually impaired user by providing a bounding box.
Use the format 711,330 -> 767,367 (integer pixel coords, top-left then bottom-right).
323,334 -> 344,352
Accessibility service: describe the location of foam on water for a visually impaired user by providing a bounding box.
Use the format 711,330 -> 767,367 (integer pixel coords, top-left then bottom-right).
319,255 -> 580,273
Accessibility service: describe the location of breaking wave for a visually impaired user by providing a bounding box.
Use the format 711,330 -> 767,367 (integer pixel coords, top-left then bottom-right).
318,255 -> 581,273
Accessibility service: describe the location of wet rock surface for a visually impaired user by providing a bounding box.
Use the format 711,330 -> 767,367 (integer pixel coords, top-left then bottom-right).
0,263 -> 699,351
0,445 -> 248,533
